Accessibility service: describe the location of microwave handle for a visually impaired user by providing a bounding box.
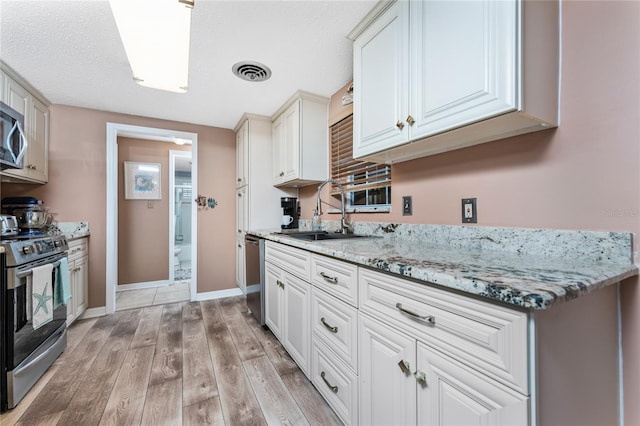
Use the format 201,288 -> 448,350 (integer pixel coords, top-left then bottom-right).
7,121 -> 28,165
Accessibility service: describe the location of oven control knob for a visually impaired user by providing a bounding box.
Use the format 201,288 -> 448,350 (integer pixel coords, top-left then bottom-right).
54,240 -> 62,247
22,245 -> 33,255
34,243 -> 42,253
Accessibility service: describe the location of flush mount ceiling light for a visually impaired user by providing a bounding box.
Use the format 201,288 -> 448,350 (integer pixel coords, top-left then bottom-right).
232,61 -> 272,82
109,0 -> 194,93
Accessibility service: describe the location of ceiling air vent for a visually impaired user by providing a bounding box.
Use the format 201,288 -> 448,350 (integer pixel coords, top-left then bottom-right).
232,61 -> 272,82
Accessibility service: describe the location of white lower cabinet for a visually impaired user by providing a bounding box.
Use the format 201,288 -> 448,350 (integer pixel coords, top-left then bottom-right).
358,314 -> 417,426
267,242 -> 530,425
66,237 -> 89,324
417,342 -> 528,426
312,338 -> 359,425
264,246 -> 311,377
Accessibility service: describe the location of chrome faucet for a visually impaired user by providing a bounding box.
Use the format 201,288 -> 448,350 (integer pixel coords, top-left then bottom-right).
316,179 -> 349,234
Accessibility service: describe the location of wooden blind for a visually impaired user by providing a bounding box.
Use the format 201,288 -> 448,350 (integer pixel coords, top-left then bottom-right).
330,114 -> 391,195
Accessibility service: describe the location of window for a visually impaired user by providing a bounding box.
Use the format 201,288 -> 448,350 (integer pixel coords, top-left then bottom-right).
330,114 -> 391,212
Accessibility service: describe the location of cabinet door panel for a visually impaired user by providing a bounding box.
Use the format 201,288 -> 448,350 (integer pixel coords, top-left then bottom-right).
282,101 -> 300,181
74,256 -> 88,317
272,115 -> 284,184
353,0 -> 410,158
359,314 -> 416,426
236,121 -> 248,188
283,273 -> 310,376
264,263 -> 283,339
417,342 -> 529,426
410,0 -> 518,140
30,97 -> 48,182
236,240 -> 245,292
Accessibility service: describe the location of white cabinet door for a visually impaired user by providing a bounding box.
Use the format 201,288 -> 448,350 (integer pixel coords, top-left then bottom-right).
28,97 -> 49,182
235,186 -> 248,238
265,263 -> 284,339
236,239 -> 246,293
4,75 -> 30,119
410,0 -> 517,140
283,272 -> 311,377
359,314 -> 417,426
353,0 -> 410,158
236,120 -> 248,188
416,342 -> 529,426
73,255 -> 88,319
271,114 -> 285,184
281,100 -> 300,182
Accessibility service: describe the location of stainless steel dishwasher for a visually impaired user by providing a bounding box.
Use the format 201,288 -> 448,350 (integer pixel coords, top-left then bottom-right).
244,234 -> 265,326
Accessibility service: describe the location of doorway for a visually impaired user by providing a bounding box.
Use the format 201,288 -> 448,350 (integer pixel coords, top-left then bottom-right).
106,123 -> 198,315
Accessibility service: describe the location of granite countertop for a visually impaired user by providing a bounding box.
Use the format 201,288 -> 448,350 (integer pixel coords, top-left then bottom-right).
50,221 -> 90,241
250,223 -> 638,310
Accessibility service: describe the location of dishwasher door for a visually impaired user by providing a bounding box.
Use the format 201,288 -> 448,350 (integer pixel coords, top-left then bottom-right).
245,235 -> 265,326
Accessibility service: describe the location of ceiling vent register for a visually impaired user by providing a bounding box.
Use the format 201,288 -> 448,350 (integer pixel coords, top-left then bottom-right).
232,61 -> 272,82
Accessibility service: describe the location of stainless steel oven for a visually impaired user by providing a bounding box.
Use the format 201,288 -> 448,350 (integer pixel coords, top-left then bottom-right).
245,234 -> 265,326
1,234 -> 68,412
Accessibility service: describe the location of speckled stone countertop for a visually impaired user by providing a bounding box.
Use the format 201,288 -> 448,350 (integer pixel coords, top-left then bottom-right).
48,221 -> 90,240
250,222 -> 638,310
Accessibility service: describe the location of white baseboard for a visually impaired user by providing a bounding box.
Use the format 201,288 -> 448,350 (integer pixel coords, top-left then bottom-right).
194,287 -> 244,301
246,284 -> 260,294
116,280 -> 171,291
80,306 -> 106,320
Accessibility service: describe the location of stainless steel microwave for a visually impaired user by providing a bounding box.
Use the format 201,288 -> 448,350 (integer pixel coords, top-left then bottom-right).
0,101 -> 27,170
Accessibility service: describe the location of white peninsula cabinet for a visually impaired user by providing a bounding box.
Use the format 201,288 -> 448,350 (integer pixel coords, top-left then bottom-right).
261,238 -> 623,426
1,66 -> 49,183
271,91 -> 329,187
66,237 -> 89,324
350,0 -> 559,163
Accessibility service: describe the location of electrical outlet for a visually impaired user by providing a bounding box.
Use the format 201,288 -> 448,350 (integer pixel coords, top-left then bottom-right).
462,198 -> 477,223
402,196 -> 413,216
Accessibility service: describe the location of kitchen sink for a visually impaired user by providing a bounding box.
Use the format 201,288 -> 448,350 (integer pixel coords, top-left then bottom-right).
275,231 -> 372,241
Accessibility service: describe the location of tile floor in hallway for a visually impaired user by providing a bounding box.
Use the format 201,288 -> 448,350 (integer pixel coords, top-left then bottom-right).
116,281 -> 191,311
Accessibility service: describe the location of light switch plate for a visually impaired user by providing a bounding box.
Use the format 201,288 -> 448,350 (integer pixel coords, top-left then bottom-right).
462,198 -> 477,223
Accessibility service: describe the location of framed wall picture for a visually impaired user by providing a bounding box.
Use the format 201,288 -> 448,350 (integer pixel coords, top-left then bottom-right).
124,161 -> 162,200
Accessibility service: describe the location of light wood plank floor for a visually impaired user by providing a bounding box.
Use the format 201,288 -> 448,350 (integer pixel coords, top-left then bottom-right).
1,296 -> 342,426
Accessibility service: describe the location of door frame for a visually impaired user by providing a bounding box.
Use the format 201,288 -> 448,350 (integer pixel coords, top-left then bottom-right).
106,123 -> 198,315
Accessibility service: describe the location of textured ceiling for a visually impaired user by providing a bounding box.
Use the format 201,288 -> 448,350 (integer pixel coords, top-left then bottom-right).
0,0 -> 376,129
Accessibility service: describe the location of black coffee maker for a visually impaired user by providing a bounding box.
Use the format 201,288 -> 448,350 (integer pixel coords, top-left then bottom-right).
280,197 -> 299,229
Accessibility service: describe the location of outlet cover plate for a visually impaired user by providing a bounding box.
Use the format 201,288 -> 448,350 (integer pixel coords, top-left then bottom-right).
402,196 -> 412,216
462,198 -> 477,223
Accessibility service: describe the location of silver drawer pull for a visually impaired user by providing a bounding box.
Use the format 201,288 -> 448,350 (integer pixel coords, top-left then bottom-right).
395,303 -> 435,324
319,272 -> 338,284
320,317 -> 338,333
397,359 -> 410,375
414,370 -> 427,386
320,371 -> 338,393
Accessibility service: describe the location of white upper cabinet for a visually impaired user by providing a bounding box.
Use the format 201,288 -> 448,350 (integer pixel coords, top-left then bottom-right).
351,0 -> 559,163
271,91 -> 329,187
1,67 -> 50,183
236,120 -> 248,188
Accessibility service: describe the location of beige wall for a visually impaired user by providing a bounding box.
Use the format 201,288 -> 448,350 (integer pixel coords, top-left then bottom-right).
117,137 -> 191,285
2,104 -> 236,307
301,1 -> 640,422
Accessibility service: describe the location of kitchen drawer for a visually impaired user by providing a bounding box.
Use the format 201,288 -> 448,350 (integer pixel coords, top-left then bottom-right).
67,238 -> 88,262
359,268 -> 529,394
312,339 -> 358,426
311,253 -> 358,307
311,287 -> 358,372
265,241 -> 311,281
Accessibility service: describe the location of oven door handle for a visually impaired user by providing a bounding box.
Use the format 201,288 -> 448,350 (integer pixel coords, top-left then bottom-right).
12,327 -> 66,378
16,259 -> 65,279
